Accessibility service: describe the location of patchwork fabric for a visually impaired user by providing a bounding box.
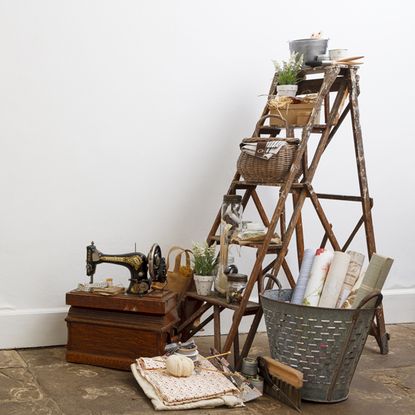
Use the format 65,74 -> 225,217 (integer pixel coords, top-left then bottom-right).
136,356 -> 239,406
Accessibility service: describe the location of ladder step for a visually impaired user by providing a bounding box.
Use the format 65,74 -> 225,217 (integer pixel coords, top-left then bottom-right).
209,235 -> 282,253
258,124 -> 328,134
185,291 -> 260,315
232,180 -> 305,189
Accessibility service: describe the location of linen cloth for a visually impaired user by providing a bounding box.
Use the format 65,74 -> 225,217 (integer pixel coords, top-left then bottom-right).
132,356 -> 242,410
131,363 -> 242,410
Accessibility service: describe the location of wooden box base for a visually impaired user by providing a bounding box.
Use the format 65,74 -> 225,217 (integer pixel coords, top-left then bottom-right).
65,290 -> 178,370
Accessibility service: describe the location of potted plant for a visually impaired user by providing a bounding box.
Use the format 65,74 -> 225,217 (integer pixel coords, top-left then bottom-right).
192,242 -> 217,296
273,52 -> 304,97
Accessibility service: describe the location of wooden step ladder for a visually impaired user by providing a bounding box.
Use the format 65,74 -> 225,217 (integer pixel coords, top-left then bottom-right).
179,64 -> 389,368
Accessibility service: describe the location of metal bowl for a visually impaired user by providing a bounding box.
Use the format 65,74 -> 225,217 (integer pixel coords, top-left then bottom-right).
289,38 -> 329,65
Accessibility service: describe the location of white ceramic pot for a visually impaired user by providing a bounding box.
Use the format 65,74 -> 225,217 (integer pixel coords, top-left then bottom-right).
277,84 -> 298,97
194,275 -> 214,296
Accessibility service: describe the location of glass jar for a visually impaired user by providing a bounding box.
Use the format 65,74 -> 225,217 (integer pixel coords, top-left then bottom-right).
226,273 -> 248,304
220,195 -> 243,238
215,195 -> 243,296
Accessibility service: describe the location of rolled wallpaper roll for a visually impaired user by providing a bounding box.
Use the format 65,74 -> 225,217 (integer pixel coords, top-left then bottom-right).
291,249 -> 315,304
336,251 -> 365,308
319,251 -> 351,308
342,266 -> 366,309
352,254 -> 394,309
303,249 -> 334,306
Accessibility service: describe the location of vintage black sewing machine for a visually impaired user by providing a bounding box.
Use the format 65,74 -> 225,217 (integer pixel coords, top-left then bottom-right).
86,241 -> 166,295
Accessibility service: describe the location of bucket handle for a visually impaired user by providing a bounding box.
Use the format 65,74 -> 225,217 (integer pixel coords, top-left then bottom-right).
261,273 -> 282,294
355,290 -> 383,310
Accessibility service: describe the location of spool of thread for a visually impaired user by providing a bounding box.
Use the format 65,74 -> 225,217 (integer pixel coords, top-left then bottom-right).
241,357 -> 258,377
250,376 -> 264,393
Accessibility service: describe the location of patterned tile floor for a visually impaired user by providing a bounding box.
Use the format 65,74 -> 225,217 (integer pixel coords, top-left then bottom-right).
0,324 -> 414,414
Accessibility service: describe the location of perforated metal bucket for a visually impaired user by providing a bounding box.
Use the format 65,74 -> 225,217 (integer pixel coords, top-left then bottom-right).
261,289 -> 381,402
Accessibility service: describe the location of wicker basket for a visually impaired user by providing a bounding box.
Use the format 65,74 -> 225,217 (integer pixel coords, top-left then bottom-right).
237,114 -> 301,183
261,288 -> 382,403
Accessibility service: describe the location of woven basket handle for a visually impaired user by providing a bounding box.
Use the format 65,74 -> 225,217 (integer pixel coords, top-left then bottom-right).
356,290 -> 383,310
173,249 -> 192,272
166,246 -> 192,272
254,114 -> 291,136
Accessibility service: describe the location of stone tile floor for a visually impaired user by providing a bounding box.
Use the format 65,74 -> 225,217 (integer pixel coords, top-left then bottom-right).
0,324 -> 414,415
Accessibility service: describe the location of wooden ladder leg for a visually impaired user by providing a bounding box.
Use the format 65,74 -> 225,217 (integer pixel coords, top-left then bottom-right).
306,184 -> 341,251
371,305 -> 389,354
233,328 -> 240,368
349,68 -> 387,354
237,257 -> 294,371
349,68 -> 376,256
238,309 -> 263,370
213,305 -> 221,353
292,189 -> 305,269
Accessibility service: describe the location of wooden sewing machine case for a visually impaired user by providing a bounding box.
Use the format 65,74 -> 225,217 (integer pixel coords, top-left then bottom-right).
65,290 -> 178,370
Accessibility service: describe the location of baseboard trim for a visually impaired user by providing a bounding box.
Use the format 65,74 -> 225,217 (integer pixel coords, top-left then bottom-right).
1,288 -> 414,347
382,288 -> 415,324
0,307 -> 69,349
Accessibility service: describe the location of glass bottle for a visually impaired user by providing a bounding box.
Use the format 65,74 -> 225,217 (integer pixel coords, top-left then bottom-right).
215,195 -> 242,296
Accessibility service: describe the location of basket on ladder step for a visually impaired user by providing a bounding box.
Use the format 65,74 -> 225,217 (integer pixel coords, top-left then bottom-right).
261,288 -> 382,403
237,114 -> 302,183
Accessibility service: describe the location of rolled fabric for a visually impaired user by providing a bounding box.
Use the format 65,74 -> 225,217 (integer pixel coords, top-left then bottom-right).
303,249 -> 334,306
319,251 -> 351,308
342,266 -> 366,309
291,249 -> 315,304
352,254 -> 394,309
336,251 -> 365,308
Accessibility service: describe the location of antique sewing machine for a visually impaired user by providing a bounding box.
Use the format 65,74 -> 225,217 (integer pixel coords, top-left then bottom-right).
86,241 -> 166,295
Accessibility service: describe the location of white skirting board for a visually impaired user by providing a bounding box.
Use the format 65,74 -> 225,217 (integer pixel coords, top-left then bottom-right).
0,289 -> 414,348
0,307 -> 69,349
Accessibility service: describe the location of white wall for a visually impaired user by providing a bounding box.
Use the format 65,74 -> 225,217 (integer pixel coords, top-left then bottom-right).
0,0 -> 414,348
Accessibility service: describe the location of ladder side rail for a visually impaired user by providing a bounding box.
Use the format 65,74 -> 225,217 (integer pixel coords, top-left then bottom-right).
222,66 -> 342,354
348,68 -> 376,257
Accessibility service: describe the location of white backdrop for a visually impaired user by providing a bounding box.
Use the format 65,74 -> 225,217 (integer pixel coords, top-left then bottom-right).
0,0 -> 414,348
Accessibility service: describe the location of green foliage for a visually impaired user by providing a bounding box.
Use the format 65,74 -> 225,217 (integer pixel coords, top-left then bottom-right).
273,52 -> 304,85
192,242 -> 217,276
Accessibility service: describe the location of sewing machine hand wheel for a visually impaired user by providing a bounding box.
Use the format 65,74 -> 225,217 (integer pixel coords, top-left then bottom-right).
148,243 -> 166,283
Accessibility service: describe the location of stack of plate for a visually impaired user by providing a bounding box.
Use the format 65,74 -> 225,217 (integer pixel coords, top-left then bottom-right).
174,345 -> 199,361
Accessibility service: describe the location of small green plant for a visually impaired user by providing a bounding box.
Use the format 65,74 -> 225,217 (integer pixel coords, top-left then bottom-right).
273,52 -> 304,85
192,242 -> 217,276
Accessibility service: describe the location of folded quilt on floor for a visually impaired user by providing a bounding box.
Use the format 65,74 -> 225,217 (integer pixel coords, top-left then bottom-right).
131,356 -> 243,410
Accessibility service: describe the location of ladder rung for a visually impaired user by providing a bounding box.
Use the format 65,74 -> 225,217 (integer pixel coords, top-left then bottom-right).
185,291 -> 260,314
258,124 -> 328,134
232,180 -> 305,189
209,235 -> 282,253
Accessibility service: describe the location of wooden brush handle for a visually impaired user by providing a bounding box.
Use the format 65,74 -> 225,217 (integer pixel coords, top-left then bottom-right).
262,356 -> 303,389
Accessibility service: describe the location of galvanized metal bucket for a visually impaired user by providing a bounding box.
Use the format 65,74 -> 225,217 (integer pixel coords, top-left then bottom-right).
261,288 -> 382,402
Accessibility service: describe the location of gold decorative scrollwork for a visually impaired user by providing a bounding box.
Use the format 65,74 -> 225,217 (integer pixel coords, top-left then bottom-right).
99,255 -> 143,271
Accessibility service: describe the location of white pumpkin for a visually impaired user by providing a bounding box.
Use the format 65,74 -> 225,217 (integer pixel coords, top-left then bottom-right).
165,355 -> 194,377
